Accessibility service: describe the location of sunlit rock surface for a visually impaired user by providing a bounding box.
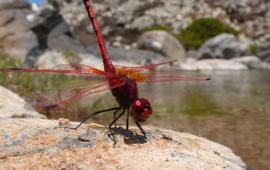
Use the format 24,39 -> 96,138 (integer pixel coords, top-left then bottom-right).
0,118 -> 246,170
179,59 -> 248,71
0,86 -> 46,119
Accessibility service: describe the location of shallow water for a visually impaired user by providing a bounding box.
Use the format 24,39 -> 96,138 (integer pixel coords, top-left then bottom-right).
93,70 -> 269,119
142,69 -> 270,118
58,69 -> 270,170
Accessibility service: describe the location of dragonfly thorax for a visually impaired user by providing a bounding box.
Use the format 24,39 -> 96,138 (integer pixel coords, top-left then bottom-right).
111,74 -> 138,105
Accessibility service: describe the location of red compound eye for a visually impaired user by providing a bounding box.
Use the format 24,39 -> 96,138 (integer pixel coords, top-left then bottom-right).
130,98 -> 152,122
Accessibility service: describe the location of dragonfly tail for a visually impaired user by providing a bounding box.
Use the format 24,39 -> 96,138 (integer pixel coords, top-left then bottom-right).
83,0 -> 115,74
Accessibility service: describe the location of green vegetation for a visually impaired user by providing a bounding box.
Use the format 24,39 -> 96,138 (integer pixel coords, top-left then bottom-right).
178,18 -> 240,50
63,49 -> 76,59
250,44 -> 259,53
63,49 -> 81,63
0,53 -> 76,118
141,18 -> 241,50
140,25 -> 173,34
0,52 -> 110,120
0,53 -> 71,98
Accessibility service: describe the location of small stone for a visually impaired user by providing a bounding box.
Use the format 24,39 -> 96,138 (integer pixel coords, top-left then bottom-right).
58,118 -> 71,127
162,134 -> 173,140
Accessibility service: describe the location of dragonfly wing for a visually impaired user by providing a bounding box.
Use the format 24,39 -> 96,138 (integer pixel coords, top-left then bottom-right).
28,75 -> 125,110
0,64 -> 108,75
115,63 -> 210,82
114,60 -> 177,75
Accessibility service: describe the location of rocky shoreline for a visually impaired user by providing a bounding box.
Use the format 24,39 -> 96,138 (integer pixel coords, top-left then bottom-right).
0,0 -> 269,71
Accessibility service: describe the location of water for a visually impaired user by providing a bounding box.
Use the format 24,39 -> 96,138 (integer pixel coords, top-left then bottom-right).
94,69 -> 269,119
88,69 -> 270,170
141,70 -> 270,118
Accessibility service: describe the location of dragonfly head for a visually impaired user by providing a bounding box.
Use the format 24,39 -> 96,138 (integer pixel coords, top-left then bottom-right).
130,98 -> 152,122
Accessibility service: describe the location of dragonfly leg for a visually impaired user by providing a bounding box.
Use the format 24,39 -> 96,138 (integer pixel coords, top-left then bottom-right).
113,108 -> 122,128
68,107 -> 120,130
125,112 -> 143,146
126,111 -> 129,131
135,121 -> 151,144
108,109 -> 126,146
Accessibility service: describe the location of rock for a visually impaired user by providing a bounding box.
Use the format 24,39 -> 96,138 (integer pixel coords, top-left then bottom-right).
186,50 -> 198,59
0,118 -> 246,169
80,52 -> 146,70
80,52 -> 103,69
0,86 -> 46,118
36,50 -> 69,69
129,15 -> 155,31
256,49 -> 270,60
255,42 -> 270,61
0,6 -> 58,67
0,10 -> 15,26
31,8 -> 72,50
230,56 -> 270,69
179,59 -> 248,71
1,8 -> 37,32
196,33 -> 250,60
0,27 -> 9,39
48,34 -> 85,53
0,0 -> 31,10
36,50 -> 69,68
0,3 -> 83,67
40,0 -> 270,50
85,45 -> 166,65
46,17 -> 84,53
1,8 -> 40,63
264,56 -> 270,62
137,31 -> 186,62
2,30 -> 39,66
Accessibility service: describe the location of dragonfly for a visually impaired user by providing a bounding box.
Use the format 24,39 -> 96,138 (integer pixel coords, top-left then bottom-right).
0,0 -> 210,144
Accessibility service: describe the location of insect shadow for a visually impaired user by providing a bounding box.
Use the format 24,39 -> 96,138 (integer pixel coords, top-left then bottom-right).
107,127 -> 148,146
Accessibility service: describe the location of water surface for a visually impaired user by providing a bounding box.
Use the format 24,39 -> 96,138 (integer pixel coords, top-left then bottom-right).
90,70 -> 270,170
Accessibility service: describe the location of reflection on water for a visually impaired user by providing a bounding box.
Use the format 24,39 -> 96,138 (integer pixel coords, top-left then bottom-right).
91,69 -> 270,170
139,79 -> 228,119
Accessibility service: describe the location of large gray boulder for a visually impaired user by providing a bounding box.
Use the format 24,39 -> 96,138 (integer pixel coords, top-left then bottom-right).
196,33 -> 250,59
255,42 -> 270,62
230,56 -> 270,69
0,0 -> 39,65
0,1 -> 83,68
137,31 -> 186,62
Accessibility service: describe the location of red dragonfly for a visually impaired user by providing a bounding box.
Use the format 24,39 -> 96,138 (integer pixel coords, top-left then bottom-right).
0,0 -> 210,144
